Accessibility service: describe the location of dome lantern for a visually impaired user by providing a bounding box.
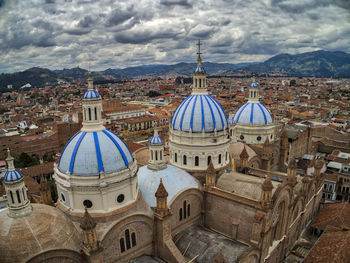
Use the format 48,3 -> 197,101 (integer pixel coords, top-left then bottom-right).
192,39 -> 208,95
148,129 -> 167,170
81,73 -> 104,132
4,148 -> 32,218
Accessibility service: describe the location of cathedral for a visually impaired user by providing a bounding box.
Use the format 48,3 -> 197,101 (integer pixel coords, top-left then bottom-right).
0,45 -> 325,263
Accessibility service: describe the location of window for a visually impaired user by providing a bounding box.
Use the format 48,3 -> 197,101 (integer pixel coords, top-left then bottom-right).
188,204 -> 191,217
179,208 -> 183,221
226,152 -> 228,161
207,156 -> 211,165
117,194 -> 125,203
150,150 -> 153,160
94,107 -> 97,120
183,200 -> 187,219
160,150 -> 163,160
83,199 -> 93,208
175,153 -> 177,163
183,155 -> 187,165
120,238 -> 125,253
195,156 -> 199,166
218,154 -> 222,164
119,229 -> 137,253
88,108 -> 91,120
240,135 -> 244,140
16,190 -> 21,203
10,191 -> 14,204
257,136 -> 262,141
61,193 -> 65,202
155,151 -> 158,161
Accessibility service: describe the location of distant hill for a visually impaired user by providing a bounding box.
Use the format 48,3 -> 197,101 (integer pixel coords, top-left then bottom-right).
0,50 -> 349,90
243,50 -> 350,77
102,62 -> 252,78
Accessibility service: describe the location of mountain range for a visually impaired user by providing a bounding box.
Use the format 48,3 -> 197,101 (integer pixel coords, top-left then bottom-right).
0,50 -> 349,90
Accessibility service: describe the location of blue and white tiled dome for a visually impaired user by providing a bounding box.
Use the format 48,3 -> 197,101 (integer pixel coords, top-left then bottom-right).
250,81 -> 259,87
171,94 -> 228,132
150,135 -> 163,144
58,129 -> 133,176
138,164 -> 199,207
194,65 -> 205,73
4,169 -> 23,182
232,102 -> 273,125
83,89 -> 100,99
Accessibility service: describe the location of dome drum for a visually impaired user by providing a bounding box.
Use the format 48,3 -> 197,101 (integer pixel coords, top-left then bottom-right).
54,161 -> 139,215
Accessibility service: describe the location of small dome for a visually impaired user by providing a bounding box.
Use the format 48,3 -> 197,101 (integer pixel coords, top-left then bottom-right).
138,165 -> 199,207
194,66 -> 205,73
83,89 -> 100,99
0,204 -> 81,263
232,102 -> 273,125
4,169 -> 23,182
171,94 -> 228,132
58,129 -> 133,176
250,81 -> 259,87
150,135 -> 163,144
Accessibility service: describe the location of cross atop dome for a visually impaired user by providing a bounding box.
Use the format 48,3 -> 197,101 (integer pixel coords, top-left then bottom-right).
197,39 -> 202,67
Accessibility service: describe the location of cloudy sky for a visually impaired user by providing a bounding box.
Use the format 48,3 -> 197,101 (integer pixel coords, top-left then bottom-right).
0,0 -> 349,73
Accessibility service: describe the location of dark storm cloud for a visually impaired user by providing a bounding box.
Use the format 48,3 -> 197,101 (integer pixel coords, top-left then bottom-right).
115,30 -> 179,44
78,15 -> 96,28
160,0 -> 192,8
105,8 -> 135,27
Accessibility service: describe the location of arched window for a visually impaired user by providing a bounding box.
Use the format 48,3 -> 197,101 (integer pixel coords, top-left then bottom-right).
207,156 -> 211,165
155,151 -> 158,161
22,188 -> 25,200
175,153 -> 177,163
120,238 -> 125,253
195,156 -> 199,166
150,150 -> 153,160
88,108 -> 91,120
120,229 -> 137,253
218,154 -> 222,164
10,191 -> 14,204
131,232 -> 136,247
183,200 -> 187,219
179,208 -> 183,221
160,150 -> 163,160
329,185 -> 333,192
16,190 -> 21,203
125,229 -> 131,250
183,155 -> 187,165
94,107 -> 97,120
188,204 -> 191,217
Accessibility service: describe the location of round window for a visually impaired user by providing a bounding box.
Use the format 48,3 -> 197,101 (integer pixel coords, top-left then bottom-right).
83,200 -> 93,208
117,194 -> 125,203
240,135 -> 244,140
61,193 -> 65,202
257,136 -> 262,141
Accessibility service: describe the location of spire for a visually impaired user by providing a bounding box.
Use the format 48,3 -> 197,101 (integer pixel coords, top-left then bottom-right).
6,148 -> 15,171
196,39 -> 202,67
192,40 -> 208,95
206,159 -> 216,187
80,207 -> 96,230
87,71 -> 94,90
155,178 -> 169,217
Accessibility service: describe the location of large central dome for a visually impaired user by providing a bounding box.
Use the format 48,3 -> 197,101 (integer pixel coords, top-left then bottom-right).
171,94 -> 228,132
58,129 -> 133,176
